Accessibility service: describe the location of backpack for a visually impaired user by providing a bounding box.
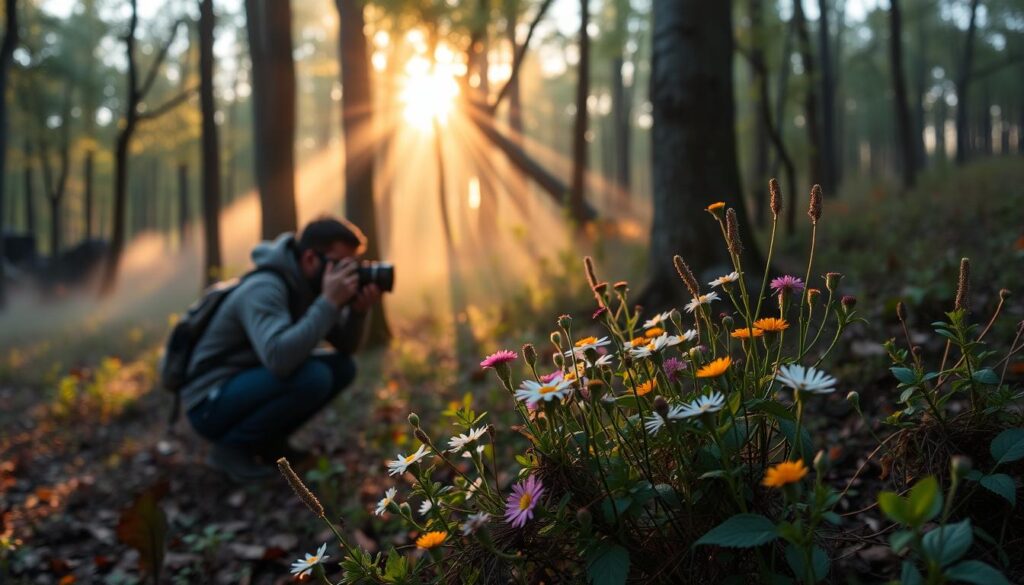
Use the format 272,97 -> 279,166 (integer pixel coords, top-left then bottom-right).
161,267 -> 293,424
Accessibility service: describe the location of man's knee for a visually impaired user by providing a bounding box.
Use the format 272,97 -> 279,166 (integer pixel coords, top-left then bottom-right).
292,359 -> 334,400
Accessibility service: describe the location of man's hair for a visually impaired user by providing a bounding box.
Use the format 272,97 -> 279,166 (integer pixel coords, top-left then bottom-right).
297,216 -> 367,254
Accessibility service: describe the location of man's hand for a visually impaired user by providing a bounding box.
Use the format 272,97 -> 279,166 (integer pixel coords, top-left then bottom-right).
322,258 -> 359,308
351,283 -> 382,313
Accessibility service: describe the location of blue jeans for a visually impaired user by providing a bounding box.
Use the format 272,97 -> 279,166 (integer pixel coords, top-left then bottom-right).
187,353 -> 356,450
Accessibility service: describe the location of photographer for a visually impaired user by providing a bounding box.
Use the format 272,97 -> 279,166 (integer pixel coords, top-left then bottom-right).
182,216 -> 384,481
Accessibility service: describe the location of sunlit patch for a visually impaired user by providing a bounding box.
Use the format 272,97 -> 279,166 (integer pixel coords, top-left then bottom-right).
399,54 -> 460,131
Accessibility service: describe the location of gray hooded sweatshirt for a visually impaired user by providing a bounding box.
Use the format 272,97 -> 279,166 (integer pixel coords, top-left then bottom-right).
180,233 -> 364,412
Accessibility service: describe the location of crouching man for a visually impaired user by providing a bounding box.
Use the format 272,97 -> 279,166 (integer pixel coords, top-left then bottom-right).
182,216 -> 381,481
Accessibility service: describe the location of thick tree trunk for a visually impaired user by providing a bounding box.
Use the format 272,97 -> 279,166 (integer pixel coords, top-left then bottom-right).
955,0 -> 979,165
888,0 -> 916,190
337,0 -> 391,346
245,0 -> 298,239
177,162 -> 189,239
832,0 -> 846,184
793,0 -> 824,190
568,0 -> 590,226
611,56 -> 631,207
816,0 -> 836,194
84,150 -> 94,240
0,0 -> 18,307
645,0 -> 760,309
748,0 -> 770,226
912,18 -> 927,170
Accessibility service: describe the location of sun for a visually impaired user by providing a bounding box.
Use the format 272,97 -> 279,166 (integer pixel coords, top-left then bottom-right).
399,55 -> 460,131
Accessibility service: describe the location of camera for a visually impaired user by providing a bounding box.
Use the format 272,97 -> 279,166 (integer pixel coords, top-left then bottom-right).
357,262 -> 395,292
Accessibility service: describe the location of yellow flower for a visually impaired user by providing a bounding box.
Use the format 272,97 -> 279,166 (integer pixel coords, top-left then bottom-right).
730,327 -> 764,339
629,336 -> 648,348
634,379 -> 656,396
762,460 -> 808,488
415,531 -> 447,549
706,202 -> 726,212
575,336 -> 599,347
753,317 -> 789,332
644,327 -> 665,338
696,357 -> 731,378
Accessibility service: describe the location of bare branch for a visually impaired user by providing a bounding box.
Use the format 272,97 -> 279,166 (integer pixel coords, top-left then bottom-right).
489,0 -> 555,113
138,85 -> 197,122
138,18 -> 188,99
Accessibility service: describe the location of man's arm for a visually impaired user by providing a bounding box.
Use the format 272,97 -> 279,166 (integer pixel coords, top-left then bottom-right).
238,275 -> 340,378
325,307 -> 367,354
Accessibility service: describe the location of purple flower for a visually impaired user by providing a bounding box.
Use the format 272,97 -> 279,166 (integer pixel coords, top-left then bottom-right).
480,350 -> 518,369
539,370 -> 564,384
505,475 -> 545,528
663,357 -> 687,383
770,275 -> 805,297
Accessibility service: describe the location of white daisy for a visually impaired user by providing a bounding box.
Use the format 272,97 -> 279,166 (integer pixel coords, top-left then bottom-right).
464,477 -> 483,500
386,444 -> 430,476
643,311 -> 673,329
709,272 -> 740,288
461,511 -> 492,535
290,543 -> 330,579
670,392 -> 726,419
374,487 -> 398,516
629,345 -> 654,359
643,413 -> 666,435
685,292 -> 721,313
461,444 -> 486,458
514,379 -> 573,404
774,364 -> 838,395
564,335 -> 612,357
418,499 -> 433,517
589,354 -> 614,367
448,426 -> 488,453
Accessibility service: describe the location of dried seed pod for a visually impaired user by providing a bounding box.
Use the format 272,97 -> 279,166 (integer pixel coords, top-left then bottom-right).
955,257 -> 970,312
726,208 -> 743,255
808,184 -> 823,225
583,256 -> 599,290
277,458 -> 324,518
673,255 -> 700,297
769,178 -> 782,218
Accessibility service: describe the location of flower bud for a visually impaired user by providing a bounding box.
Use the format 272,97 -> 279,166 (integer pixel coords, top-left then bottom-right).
576,507 -> 593,535
558,314 -> 573,330
392,500 -> 406,515
553,353 -> 565,369
669,309 -> 682,330
408,413 -> 420,428
550,331 -> 562,347
824,272 -> 843,293
705,201 -> 726,220
722,315 -> 734,330
613,280 -> 629,293
846,391 -> 860,412
414,428 -> 430,445
593,282 -> 608,295
522,343 -> 538,367
896,301 -> 906,322
950,455 -> 972,480
653,396 -> 669,419
814,450 -> 829,475
841,295 -> 857,311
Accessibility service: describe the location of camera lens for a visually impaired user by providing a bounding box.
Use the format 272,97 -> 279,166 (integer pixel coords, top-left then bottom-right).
357,262 -> 395,292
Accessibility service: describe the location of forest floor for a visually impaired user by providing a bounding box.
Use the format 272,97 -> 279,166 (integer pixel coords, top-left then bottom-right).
2,158 -> 1023,584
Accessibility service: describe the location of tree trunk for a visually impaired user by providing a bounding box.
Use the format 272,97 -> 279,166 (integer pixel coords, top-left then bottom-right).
645,0 -> 760,309
0,0 -> 18,307
793,0 -> 824,190
611,55 -> 631,207
83,150 -> 94,240
177,162 -> 189,240
749,0 -> 770,226
337,0 -> 391,346
245,0 -> 298,239
955,0 -> 979,165
199,0 -> 222,286
816,0 -> 836,194
832,0 -> 846,184
23,141 -> 35,236
888,0 -> 916,190
912,16 -> 927,170
504,0 -> 529,216
568,0 -> 590,226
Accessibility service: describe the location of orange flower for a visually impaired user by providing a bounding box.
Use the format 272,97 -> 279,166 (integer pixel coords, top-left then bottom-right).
634,379 -> 656,396
696,357 -> 731,378
706,202 -> 726,212
762,460 -> 808,488
731,327 -> 764,339
806,288 -> 821,302
416,531 -> 447,549
629,336 -> 648,348
575,336 -> 599,347
644,327 -> 665,338
753,317 -> 789,332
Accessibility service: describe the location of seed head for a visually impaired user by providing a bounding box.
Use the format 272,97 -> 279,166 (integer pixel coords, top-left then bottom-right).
557,314 -> 573,330
726,208 -> 743,255
408,413 -> 420,428
841,295 -> 857,311
769,178 -> 782,218
808,184 -> 823,224
583,256 -> 599,290
955,257 -> 970,312
824,272 -> 843,293
613,281 -> 629,294
522,343 -> 538,367
950,455 -> 973,480
673,255 -> 700,297
277,457 -> 324,518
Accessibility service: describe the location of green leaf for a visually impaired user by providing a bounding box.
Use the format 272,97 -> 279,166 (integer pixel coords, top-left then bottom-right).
889,530 -> 915,554
784,544 -> 829,582
971,369 -> 1000,385
945,560 -> 1011,585
891,367 -> 918,385
990,428 -> 1024,466
907,476 -> 943,526
978,473 -> 1017,507
778,419 -> 814,463
921,519 -> 973,565
747,398 -> 795,421
695,514 -> 779,548
900,561 -> 923,585
586,543 -> 630,585
879,490 -> 911,526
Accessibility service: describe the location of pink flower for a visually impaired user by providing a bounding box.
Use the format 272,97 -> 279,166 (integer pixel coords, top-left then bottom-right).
539,370 -> 563,384
480,350 -> 518,369
663,357 -> 687,383
505,475 -> 544,528
770,275 -> 805,297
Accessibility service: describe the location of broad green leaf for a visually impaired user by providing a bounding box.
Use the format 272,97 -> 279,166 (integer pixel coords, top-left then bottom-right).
889,530 -> 915,554
990,428 -> 1024,466
945,560 -> 1011,585
891,367 -> 918,385
971,369 -> 999,385
878,491 -> 912,526
907,476 -> 942,526
586,543 -> 630,585
900,561 -> 923,585
778,419 -> 814,463
747,398 -> 795,421
695,514 -> 779,548
978,473 -> 1016,507
921,519 -> 973,566
784,544 -> 829,583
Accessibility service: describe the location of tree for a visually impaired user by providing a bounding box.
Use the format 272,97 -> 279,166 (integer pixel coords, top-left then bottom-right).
83,150 -> 94,240
199,0 -> 222,287
817,0 -> 837,194
0,0 -> 18,308
644,0 -> 760,308
99,0 -> 192,295
792,0 -> 824,190
888,0 -> 916,189
39,89 -> 71,257
955,0 -> 980,165
336,0 -> 391,346
568,0 -> 590,227
245,0 -> 298,239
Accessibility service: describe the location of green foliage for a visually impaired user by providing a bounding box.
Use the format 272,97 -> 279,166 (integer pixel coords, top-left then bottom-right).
695,514 -> 779,548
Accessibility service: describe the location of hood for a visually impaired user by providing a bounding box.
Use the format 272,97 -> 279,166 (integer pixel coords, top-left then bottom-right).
250,233 -> 315,301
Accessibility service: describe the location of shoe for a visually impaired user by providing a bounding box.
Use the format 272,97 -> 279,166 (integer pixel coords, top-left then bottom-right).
207,443 -> 277,483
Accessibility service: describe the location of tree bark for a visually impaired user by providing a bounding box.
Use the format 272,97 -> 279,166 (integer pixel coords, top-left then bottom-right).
888,0 -> 916,190
199,0 -> 222,286
83,150 -> 94,240
935,92 -> 947,162
0,0 -> 18,307
22,141 -> 35,236
245,0 -> 298,239
568,0 -> 590,226
792,0 -> 824,190
337,0 -> 391,346
912,15 -> 927,170
645,0 -> 760,309
816,0 -> 836,194
748,0 -> 770,226
954,0 -> 979,165
177,162 -> 189,239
